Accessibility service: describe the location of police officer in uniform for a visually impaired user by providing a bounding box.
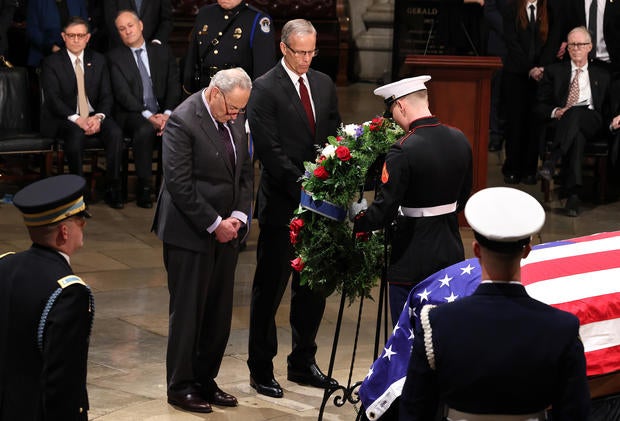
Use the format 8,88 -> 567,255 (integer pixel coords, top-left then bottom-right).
182,0 -> 276,95
399,187 -> 591,420
0,175 -> 94,421
352,75 -> 473,326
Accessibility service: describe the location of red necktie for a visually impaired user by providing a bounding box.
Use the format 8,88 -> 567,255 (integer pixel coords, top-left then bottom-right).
298,77 -> 315,135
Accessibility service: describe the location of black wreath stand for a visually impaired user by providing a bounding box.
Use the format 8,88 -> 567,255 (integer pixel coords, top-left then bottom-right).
317,159 -> 392,421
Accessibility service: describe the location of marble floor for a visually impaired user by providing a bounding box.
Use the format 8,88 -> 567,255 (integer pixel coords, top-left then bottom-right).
2,83 -> 620,420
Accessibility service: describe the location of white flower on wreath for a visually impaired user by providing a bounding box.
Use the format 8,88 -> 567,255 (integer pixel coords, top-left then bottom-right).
322,144 -> 337,158
343,123 -> 362,139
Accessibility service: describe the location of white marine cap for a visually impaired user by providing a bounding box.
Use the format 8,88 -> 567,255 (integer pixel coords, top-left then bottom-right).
465,187 -> 545,252
374,75 -> 431,109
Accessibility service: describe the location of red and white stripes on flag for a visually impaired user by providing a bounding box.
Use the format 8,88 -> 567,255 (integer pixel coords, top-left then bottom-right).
523,231 -> 620,377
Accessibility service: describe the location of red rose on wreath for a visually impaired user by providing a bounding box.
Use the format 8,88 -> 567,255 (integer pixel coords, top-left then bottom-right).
336,135 -> 344,142
290,217 -> 304,233
369,117 -> 383,132
355,231 -> 371,242
336,145 -> 351,161
290,230 -> 299,244
291,256 -> 305,272
314,166 -> 329,180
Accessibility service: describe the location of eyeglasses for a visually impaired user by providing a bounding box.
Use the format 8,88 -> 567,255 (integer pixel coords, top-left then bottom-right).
219,89 -> 245,115
64,32 -> 89,40
567,42 -> 591,50
284,43 -> 319,58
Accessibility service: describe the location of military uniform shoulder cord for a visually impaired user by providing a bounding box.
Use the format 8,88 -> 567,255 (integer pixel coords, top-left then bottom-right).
420,304 -> 437,370
37,275 -> 95,352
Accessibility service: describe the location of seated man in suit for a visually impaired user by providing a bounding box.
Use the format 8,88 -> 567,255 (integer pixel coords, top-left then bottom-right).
104,0 -> 171,49
41,16 -> 124,209
536,26 -> 611,217
107,9 -> 180,208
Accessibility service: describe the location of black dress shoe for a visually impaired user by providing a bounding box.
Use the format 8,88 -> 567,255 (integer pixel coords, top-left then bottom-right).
503,174 -> 520,184
208,387 -> 238,407
250,376 -> 283,398
136,186 -> 153,209
105,188 -> 124,209
287,363 -> 338,389
167,392 -> 212,413
565,194 -> 580,217
521,174 -> 538,185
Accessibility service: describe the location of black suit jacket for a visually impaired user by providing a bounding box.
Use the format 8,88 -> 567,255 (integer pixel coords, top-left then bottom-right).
40,48 -> 114,137
152,91 -> 253,252
535,60 -> 611,122
565,0 -> 620,72
400,282 -> 590,420
248,62 -> 341,227
106,43 -> 180,126
104,0 -> 172,48
502,0 -> 563,74
0,245 -> 92,421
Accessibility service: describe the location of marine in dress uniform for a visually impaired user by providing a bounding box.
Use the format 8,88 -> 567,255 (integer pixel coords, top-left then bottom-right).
182,0 -> 276,94
0,175 -> 94,421
353,75 -> 473,326
399,187 -> 591,421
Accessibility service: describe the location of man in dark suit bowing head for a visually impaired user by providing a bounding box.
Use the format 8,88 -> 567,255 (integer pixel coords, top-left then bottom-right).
247,18 -> 341,399
108,10 -> 180,208
152,67 -> 253,413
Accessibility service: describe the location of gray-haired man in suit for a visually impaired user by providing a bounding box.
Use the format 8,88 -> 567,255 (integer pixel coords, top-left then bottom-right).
152,67 -> 253,413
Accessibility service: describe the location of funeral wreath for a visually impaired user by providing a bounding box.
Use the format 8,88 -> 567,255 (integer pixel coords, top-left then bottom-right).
290,117 -> 404,302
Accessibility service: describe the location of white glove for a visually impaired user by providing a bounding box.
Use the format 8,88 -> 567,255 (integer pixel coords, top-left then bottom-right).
348,198 -> 368,221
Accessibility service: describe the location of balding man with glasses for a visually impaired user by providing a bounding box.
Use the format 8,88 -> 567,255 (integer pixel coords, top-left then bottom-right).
536,26 -> 611,217
246,18 -> 341,399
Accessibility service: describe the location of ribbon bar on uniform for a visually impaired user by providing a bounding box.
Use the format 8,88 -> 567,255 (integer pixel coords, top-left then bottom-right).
400,202 -> 457,217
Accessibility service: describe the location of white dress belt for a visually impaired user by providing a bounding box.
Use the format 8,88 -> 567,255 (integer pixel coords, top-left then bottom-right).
400,202 -> 457,217
447,408 -> 546,421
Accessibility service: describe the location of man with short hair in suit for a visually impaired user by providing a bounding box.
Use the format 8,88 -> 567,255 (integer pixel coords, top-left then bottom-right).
41,16 -> 124,209
107,10 -> 180,208
566,0 -> 620,78
537,26 -> 611,217
152,67 -> 253,413
104,0 -> 171,49
247,18 -> 341,399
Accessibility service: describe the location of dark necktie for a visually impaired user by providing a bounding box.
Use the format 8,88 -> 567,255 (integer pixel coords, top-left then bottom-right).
528,4 -> 536,62
298,77 -> 315,135
134,0 -> 143,14
589,0 -> 598,60
135,49 -> 159,113
217,122 -> 235,169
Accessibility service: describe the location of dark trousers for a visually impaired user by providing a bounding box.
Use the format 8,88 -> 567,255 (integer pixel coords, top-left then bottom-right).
163,241 -> 238,396
552,107 -> 602,191
58,117 -> 123,181
389,283 -> 413,327
120,114 -> 158,183
247,224 -> 326,381
502,71 -> 540,177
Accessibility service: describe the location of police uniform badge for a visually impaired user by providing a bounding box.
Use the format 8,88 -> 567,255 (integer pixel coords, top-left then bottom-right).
233,27 -> 242,39
259,17 -> 271,34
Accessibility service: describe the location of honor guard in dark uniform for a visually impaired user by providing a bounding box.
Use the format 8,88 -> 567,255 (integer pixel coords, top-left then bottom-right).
352,75 -> 473,326
400,187 -> 591,420
0,175 -> 94,421
182,0 -> 276,95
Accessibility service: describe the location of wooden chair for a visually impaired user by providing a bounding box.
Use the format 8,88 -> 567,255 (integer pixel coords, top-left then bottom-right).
540,125 -> 609,203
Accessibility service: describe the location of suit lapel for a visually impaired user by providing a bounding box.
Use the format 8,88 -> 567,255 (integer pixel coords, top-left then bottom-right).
196,96 -> 235,175
146,44 -> 160,99
83,49 -> 94,98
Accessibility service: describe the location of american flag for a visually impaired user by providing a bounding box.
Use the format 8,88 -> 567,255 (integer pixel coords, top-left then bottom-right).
359,231 -> 620,419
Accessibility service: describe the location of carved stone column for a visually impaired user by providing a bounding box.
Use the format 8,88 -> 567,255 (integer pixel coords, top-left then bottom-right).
353,0 -> 394,83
